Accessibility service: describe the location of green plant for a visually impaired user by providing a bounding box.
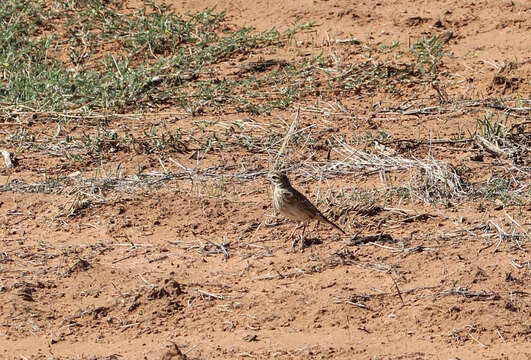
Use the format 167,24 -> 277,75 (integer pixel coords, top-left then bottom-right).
409,35 -> 451,76
0,0 -> 305,115
477,110 -> 506,140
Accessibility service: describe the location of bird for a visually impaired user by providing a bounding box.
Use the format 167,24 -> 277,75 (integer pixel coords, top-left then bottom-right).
269,171 -> 345,246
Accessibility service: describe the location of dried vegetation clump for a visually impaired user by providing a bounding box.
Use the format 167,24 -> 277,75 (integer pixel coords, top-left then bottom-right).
0,0 -> 530,359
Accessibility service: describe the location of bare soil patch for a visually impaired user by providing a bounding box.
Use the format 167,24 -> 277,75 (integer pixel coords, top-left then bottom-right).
1,0 -> 529,359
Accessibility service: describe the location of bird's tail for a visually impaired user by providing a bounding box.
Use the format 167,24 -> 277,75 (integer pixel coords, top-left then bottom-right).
320,215 -> 345,234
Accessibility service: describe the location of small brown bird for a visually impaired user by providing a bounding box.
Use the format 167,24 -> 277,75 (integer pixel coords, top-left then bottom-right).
269,171 -> 345,242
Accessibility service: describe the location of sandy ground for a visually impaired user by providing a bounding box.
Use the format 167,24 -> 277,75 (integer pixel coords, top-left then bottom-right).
1,0 -> 530,359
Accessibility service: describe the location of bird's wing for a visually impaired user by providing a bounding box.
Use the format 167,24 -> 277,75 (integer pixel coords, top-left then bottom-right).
292,189 -> 345,234
290,188 -> 323,219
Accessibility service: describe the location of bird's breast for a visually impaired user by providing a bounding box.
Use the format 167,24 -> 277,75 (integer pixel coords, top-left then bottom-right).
272,187 -> 284,212
273,187 -> 311,221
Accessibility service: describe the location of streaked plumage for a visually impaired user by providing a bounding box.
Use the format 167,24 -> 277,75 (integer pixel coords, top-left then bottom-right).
269,171 -> 345,236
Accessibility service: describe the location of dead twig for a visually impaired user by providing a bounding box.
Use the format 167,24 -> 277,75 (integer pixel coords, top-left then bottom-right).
120,322 -> 140,331
467,327 -> 488,348
474,135 -> 508,158
435,287 -> 497,300
504,211 -> 530,239
147,255 -> 168,263
345,301 -> 373,311
390,274 -> 405,306
205,239 -> 231,259
489,220 -> 526,252
112,253 -> 137,264
272,107 -> 300,171
197,289 -> 225,300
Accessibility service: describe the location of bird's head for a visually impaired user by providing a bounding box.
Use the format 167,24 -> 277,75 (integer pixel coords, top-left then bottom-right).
268,171 -> 291,188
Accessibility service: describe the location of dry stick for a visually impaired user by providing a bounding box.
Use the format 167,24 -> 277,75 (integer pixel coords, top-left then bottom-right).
247,220 -> 264,246
205,239 -> 230,259
474,135 -> 508,158
197,289 -> 225,300
111,282 -> 126,298
496,328 -> 506,342
183,344 -> 199,356
158,157 -> 168,173
512,235 -> 526,252
504,210 -> 530,238
493,235 -> 504,253
253,273 -> 274,280
272,107 -> 300,171
389,274 -> 405,306
488,220 -> 525,252
508,120 -> 531,132
120,322 -> 140,331
489,220 -> 508,235
147,255 -> 168,263
112,253 -> 137,264
384,207 -> 415,215
477,241 -> 495,254
344,300 -> 373,311
467,328 -> 488,348
10,109 -> 189,119
116,243 -> 153,248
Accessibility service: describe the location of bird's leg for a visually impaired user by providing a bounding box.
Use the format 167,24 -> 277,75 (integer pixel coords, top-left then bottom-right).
299,223 -> 308,250
291,223 -> 307,250
288,223 -> 300,239
291,236 -> 299,249
290,222 -> 303,249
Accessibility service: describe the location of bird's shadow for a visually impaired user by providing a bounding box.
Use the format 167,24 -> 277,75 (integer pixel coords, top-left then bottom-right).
302,236 -> 323,248
291,236 -> 322,251
347,233 -> 394,245
291,232 -> 396,252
